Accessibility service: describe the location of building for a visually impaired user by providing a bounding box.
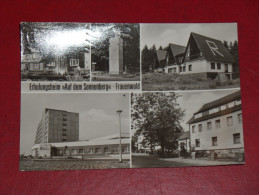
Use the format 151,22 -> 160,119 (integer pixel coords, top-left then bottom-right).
35,108 -> 79,144
109,35 -> 123,75
187,90 -> 244,160
155,44 -> 186,73
181,32 -> 235,79
32,133 -> 130,158
177,131 -> 190,152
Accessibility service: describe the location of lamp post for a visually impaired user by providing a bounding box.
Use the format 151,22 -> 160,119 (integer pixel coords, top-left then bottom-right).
116,110 -> 123,162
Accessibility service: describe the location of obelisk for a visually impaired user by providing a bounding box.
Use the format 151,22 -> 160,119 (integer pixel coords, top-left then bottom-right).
109,34 -> 123,75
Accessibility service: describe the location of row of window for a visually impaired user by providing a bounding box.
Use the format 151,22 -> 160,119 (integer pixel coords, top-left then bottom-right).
194,100 -> 241,119
56,146 -> 130,155
195,133 -> 241,147
180,64 -> 192,72
192,113 -> 242,133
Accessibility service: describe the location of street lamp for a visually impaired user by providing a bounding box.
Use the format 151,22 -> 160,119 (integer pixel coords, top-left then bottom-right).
116,110 -> 123,162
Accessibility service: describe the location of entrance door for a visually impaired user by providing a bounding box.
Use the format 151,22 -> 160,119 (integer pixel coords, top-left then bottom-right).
225,64 -> 228,73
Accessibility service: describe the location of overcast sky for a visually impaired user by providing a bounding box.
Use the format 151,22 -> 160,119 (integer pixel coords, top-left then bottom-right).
141,23 -> 238,49
20,93 -> 130,155
177,89 -> 240,131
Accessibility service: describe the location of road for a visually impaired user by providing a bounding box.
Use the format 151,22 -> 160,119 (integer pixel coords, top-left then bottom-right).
131,155 -> 243,168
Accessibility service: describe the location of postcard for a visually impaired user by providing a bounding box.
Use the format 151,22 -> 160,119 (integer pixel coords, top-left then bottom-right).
20,23 -> 244,171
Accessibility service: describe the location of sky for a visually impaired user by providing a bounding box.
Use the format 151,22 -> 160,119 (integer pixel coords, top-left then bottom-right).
20,93 -> 130,155
141,23 -> 238,49
177,89 -> 240,131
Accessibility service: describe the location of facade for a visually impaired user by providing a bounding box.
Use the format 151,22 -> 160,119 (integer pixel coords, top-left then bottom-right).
187,90 -> 244,159
109,35 -> 123,75
181,32 -> 235,79
32,133 -> 130,158
35,108 -> 79,144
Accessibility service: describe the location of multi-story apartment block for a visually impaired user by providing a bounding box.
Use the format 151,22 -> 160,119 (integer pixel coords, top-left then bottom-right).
35,108 -> 79,144
187,90 -> 244,159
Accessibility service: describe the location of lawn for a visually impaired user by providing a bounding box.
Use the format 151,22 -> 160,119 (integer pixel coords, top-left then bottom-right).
142,73 -> 240,91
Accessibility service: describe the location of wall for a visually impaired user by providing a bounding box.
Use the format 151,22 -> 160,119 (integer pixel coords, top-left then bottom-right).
180,59 -> 207,74
190,110 -> 243,151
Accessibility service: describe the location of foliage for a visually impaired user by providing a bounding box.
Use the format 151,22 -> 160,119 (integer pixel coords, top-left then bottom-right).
131,92 -> 185,156
141,44 -> 159,73
223,40 -> 239,72
91,23 -> 140,72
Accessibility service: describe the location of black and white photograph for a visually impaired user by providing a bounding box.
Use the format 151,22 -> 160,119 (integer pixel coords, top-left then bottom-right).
131,89 -> 244,168
141,23 -> 240,91
91,23 -> 140,81
21,22 -> 91,81
20,93 -> 130,171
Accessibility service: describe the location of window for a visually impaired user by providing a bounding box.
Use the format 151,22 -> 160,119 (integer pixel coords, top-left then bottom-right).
79,148 -> 84,154
192,126 -> 195,133
195,139 -> 200,147
227,116 -> 233,126
104,147 -> 109,153
211,63 -> 215,70
212,137 -> 217,146
183,66 -> 186,72
70,59 -> 79,66
236,99 -> 241,105
71,149 -> 77,155
238,113 -> 242,123
207,122 -> 212,130
62,139 -> 67,142
64,149 -> 69,155
95,148 -> 102,153
217,63 -> 221,70
228,102 -> 235,108
189,64 -> 192,71
233,133 -> 241,144
215,119 -> 221,129
198,124 -> 202,132
221,104 -> 227,110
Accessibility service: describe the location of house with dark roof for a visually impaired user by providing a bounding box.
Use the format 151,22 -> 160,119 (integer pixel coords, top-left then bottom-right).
181,32 -> 235,79
187,90 -> 244,160
154,44 -> 186,73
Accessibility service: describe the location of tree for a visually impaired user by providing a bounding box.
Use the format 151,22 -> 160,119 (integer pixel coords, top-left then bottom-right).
223,41 -> 229,50
158,45 -> 163,50
131,92 -> 185,157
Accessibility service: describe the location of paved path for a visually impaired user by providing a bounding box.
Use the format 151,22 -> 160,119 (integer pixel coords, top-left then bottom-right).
20,159 -> 130,171
132,155 -> 244,168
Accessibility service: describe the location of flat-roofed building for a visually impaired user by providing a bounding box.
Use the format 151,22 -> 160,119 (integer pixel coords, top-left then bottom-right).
35,108 -> 79,144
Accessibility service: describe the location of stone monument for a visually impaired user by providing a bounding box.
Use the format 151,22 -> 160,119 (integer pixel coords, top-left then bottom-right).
109,34 -> 123,75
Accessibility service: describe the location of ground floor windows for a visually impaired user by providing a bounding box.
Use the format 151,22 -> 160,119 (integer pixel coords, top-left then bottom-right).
192,125 -> 195,133
189,64 -> 192,71
95,148 -> 102,153
195,139 -> 200,147
71,149 -> 77,155
212,137 -> 218,146
233,133 -> 241,144
79,148 -> 84,154
104,147 -> 109,153
217,63 -> 221,70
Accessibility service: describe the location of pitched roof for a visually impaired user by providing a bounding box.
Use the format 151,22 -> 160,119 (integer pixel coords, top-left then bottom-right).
169,43 -> 186,56
156,50 -> 167,63
187,104 -> 242,124
191,32 -> 235,63
177,131 -> 190,140
195,90 -> 241,114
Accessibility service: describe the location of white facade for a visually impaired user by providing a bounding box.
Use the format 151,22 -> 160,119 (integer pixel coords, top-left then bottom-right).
190,110 -> 243,151
109,36 -> 123,75
180,59 -> 233,74
165,65 -> 179,73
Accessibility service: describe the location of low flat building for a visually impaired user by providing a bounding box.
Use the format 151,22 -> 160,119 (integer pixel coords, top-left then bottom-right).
32,133 -> 130,158
187,90 -> 244,160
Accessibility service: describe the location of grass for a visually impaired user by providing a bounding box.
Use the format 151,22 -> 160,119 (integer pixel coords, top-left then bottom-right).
142,73 -> 240,91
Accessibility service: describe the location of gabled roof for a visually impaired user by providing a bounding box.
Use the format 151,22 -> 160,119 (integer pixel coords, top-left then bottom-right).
187,104 -> 242,124
156,50 -> 167,63
195,90 -> 241,114
190,32 -> 235,63
169,43 -> 186,56
177,131 -> 190,140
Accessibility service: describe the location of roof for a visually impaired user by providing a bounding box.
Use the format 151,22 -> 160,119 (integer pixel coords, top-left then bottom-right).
187,104 -> 242,124
156,50 -> 167,63
90,133 -> 130,141
190,32 -> 235,63
177,131 -> 190,140
169,43 -> 186,56
195,90 -> 241,114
